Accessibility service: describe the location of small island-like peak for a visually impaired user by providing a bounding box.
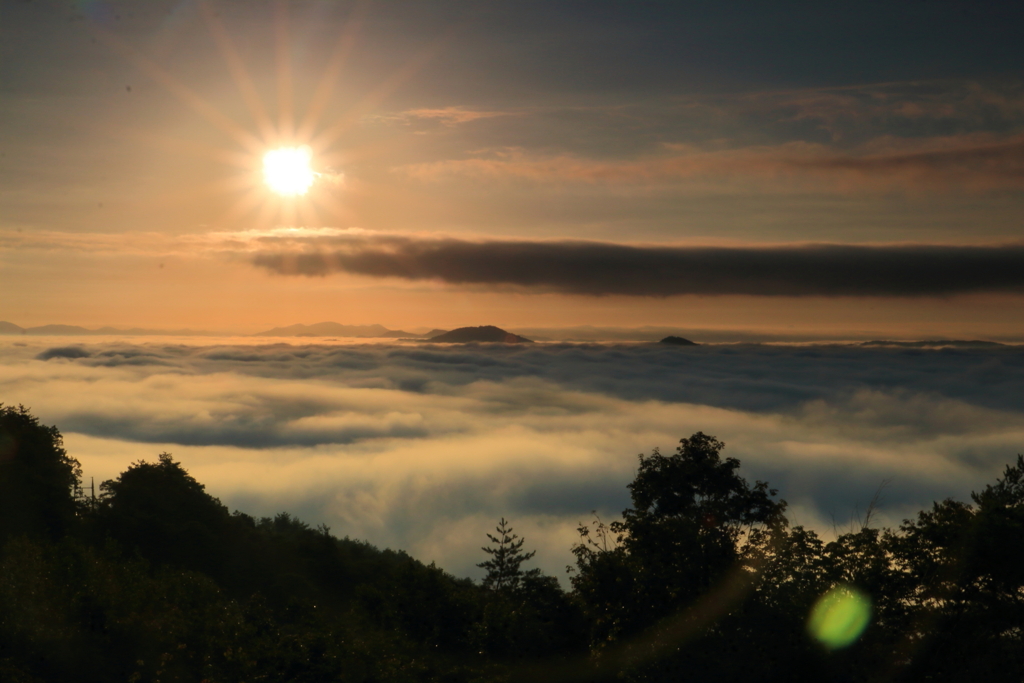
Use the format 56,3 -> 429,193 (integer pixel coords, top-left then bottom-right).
428,326 -> 533,343
659,335 -> 697,346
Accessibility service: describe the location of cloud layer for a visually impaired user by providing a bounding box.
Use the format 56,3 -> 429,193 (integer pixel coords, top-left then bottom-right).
3,337 -> 1022,581
251,235 -> 1024,297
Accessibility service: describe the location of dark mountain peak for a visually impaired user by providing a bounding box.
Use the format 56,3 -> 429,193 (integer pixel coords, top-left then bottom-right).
428,326 -> 533,343
659,335 -> 697,346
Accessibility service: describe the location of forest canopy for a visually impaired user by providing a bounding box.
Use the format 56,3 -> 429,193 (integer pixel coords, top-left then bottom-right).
1,404 -> 1023,682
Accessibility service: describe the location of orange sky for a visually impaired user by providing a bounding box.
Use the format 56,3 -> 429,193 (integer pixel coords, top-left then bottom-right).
2,1 -> 1023,339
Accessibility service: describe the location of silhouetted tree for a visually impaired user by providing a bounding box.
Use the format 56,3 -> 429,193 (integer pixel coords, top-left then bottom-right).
572,432 -> 787,651
885,456 -> 1024,681
478,517 -> 537,594
97,453 -> 231,577
475,518 -> 585,659
0,404 -> 81,543
972,454 -> 1024,599
9,405 -> 1024,683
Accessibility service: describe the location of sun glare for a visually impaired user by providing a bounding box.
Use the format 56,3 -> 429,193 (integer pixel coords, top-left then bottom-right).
263,146 -> 315,196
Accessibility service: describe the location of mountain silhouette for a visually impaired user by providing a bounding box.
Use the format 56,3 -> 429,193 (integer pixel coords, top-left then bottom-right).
255,322 -> 414,337
428,326 -> 533,343
659,335 -> 697,345
0,321 -> 24,334
0,321 -> 211,336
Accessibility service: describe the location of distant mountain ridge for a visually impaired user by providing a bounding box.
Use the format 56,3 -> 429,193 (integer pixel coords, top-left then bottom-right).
0,321 -> 214,336
2,321 -> 1014,346
254,322 -> 414,338
0,320 -> 417,338
428,326 -> 533,343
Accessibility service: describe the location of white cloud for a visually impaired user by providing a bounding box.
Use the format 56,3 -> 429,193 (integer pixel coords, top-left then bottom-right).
3,337 -> 1022,581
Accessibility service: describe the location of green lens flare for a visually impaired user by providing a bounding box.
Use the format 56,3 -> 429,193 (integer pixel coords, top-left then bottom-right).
808,585 -> 871,649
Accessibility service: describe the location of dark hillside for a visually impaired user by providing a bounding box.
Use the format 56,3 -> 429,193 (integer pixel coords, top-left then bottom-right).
0,405 -> 579,683
3,405 -> 1024,682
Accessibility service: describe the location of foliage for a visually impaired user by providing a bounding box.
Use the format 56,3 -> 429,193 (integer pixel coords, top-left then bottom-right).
0,404 -> 81,543
474,519 -> 585,659
478,517 -> 537,594
571,432 -> 788,650
96,453 -> 232,578
2,409 -> 1024,682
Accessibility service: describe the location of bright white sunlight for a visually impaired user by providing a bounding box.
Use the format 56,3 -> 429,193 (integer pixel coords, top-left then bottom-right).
263,146 -> 315,196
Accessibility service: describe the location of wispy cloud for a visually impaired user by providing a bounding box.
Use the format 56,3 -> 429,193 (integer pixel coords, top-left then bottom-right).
373,106 -> 517,128
731,80 -> 1024,140
397,134 -> 1024,192
379,80 -> 1024,194
0,229 -> 186,254
402,106 -> 515,125
0,227 -> 364,256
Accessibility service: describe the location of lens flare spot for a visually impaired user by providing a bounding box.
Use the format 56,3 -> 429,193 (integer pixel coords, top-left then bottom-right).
808,585 -> 871,649
263,146 -> 314,196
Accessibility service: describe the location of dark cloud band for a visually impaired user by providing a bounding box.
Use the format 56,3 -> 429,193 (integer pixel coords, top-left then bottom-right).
251,237 -> 1024,297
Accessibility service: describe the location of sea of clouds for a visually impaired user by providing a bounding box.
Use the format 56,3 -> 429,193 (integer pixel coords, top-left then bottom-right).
2,337 -> 1023,582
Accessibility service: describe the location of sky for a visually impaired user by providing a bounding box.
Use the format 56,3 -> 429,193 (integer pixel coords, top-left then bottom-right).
1,0 -> 1023,336
2,1 -> 1024,582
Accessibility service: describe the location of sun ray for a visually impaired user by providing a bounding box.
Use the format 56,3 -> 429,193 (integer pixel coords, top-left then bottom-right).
308,190 -> 355,227
90,26 -> 264,153
219,186 -> 271,226
90,3 -> 475,235
149,172 -> 264,210
274,0 -> 295,141
90,121 -> 252,170
253,192 -> 282,230
319,136 -> 408,168
198,0 -> 277,144
296,1 -> 368,142
279,197 -> 299,229
310,24 -> 464,153
296,193 -> 323,228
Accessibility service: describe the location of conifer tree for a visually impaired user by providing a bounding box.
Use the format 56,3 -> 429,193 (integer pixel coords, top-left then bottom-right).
478,518 -> 536,593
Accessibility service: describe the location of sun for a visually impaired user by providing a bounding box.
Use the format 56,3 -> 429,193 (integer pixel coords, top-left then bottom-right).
263,146 -> 315,196
102,3 -> 368,226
